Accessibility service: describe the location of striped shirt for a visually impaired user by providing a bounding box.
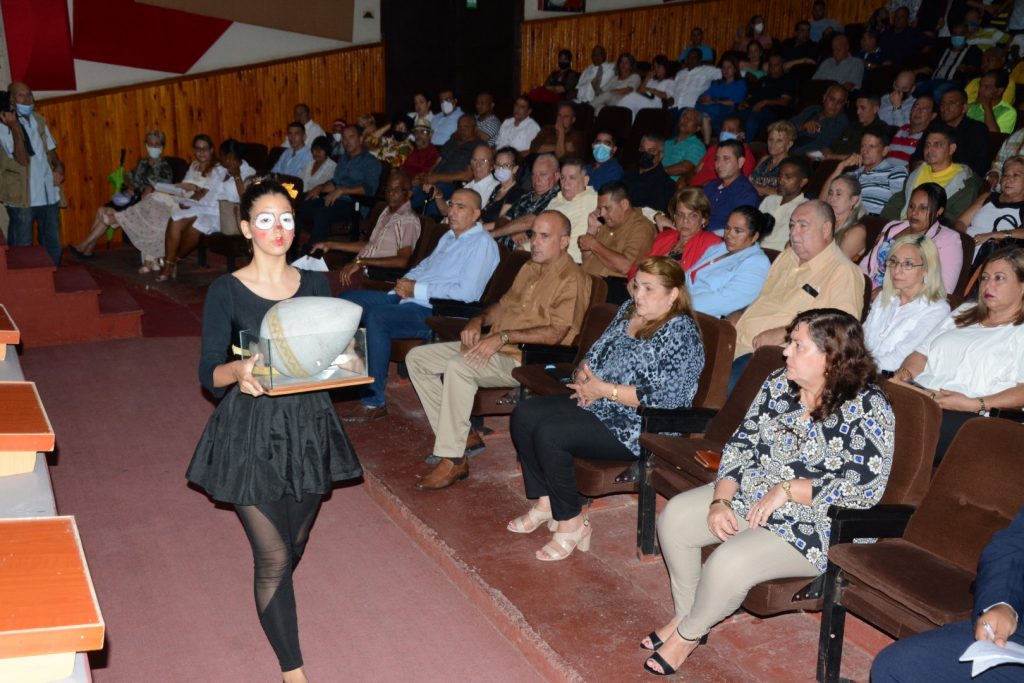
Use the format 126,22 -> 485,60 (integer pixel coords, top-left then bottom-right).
360,201 -> 422,259
850,159 -> 908,215
887,124 -> 924,166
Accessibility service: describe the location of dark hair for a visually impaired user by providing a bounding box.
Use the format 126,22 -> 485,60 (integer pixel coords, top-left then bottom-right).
857,92 -> 882,107
910,182 -> 948,226
862,129 -> 892,147
925,122 -> 957,145
785,308 -> 880,422
515,94 -> 533,109
219,138 -> 248,158
598,179 -> 630,202
240,179 -> 292,222
943,87 -> 968,105
729,205 -> 775,241
717,139 -> 746,161
652,54 -> 671,72
495,145 -> 519,163
287,121 -> 305,133
560,156 -> 586,172
955,247 -> 1024,327
558,49 -> 572,60
192,134 -> 216,175
780,155 -> 810,180
439,87 -> 457,99
984,68 -> 1010,90
310,135 -> 333,154
718,54 -> 740,78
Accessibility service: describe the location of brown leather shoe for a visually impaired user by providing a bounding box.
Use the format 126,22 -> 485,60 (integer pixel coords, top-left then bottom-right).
342,404 -> 387,424
415,458 -> 469,491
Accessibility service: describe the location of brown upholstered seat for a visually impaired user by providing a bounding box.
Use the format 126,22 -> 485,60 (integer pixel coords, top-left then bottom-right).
362,216 -> 444,292
817,417 -> 1024,682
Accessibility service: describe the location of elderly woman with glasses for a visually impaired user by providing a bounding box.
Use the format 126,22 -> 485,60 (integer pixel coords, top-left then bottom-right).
632,188 -> 721,279
863,234 -> 950,373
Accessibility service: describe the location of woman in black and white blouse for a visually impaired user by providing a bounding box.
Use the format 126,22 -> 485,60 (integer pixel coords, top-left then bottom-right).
641,308 -> 895,677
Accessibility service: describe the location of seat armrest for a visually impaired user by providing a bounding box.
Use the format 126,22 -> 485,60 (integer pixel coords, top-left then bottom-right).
991,408 -> 1024,423
826,504 -> 915,544
429,298 -> 485,318
520,344 -> 578,366
365,266 -> 408,282
637,406 -> 720,434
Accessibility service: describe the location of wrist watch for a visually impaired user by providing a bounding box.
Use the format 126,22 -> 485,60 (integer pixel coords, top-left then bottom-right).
499,332 -> 510,346
781,480 -> 793,503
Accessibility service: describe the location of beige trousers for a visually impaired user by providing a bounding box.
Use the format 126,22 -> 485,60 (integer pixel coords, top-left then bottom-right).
405,341 -> 520,459
657,483 -> 819,639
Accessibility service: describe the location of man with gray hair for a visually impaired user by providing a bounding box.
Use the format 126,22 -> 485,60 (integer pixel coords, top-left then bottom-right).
407,209 -> 591,491
491,152 -> 561,249
729,199 -> 865,386
621,134 -> 676,213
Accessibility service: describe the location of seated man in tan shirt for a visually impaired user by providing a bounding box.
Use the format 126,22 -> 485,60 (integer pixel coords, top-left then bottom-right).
407,210 -> 592,491
730,199 -> 864,389
311,172 -> 421,293
578,179 -> 656,278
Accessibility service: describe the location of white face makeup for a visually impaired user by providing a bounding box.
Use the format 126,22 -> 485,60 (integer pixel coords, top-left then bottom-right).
251,211 -> 296,232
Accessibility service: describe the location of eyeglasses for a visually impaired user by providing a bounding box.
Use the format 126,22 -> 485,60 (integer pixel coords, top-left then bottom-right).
885,258 -> 923,271
251,211 -> 296,231
470,158 -> 492,165
495,162 -> 516,169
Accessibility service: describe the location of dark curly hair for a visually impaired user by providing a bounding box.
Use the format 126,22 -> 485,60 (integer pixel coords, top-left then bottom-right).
785,308 -> 880,422
240,178 -> 292,222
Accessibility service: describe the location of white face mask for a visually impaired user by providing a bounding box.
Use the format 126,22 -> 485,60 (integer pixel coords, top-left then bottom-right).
753,22 -> 764,33
146,146 -> 162,159
333,132 -> 342,142
719,131 -> 738,141
441,101 -> 455,115
494,167 -> 514,183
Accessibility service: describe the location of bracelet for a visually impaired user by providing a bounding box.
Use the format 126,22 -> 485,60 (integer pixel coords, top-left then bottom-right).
782,479 -> 793,503
610,385 -> 619,402
710,498 -> 733,509
979,396 -> 987,414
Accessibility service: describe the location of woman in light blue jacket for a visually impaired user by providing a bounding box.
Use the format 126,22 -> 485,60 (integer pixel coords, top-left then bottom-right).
685,205 -> 772,318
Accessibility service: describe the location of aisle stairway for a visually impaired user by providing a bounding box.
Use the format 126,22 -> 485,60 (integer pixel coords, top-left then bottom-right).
0,236 -> 142,347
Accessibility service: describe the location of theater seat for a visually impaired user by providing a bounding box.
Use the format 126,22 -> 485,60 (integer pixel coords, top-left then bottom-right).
817,417 -> 1024,682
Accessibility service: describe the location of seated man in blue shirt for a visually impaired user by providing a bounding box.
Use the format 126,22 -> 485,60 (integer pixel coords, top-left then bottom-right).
297,124 -> 381,247
703,139 -> 760,233
340,188 -> 501,423
271,121 -> 312,177
586,130 -> 624,190
871,501 -> 1024,682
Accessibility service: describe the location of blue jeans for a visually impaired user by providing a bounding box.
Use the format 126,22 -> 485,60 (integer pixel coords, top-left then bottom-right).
871,620 -> 1024,682
338,289 -> 434,407
298,195 -> 356,245
8,203 -> 61,265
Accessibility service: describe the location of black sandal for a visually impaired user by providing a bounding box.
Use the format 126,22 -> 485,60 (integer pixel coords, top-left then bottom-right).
642,633 -> 707,676
640,631 -> 663,651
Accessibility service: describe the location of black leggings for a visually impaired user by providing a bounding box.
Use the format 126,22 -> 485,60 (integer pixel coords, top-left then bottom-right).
234,493 -> 322,672
510,394 -> 634,520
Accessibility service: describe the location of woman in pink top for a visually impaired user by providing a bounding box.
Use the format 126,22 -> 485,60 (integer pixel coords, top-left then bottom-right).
630,188 -> 721,279
861,182 -> 963,297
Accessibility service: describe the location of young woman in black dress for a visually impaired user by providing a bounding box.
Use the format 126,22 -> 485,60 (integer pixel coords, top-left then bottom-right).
186,180 -> 361,682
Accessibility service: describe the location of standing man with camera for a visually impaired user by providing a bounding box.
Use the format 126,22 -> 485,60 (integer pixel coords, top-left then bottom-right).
0,82 -> 65,265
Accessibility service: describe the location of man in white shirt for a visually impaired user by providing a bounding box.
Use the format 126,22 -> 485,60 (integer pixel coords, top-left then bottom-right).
671,48 -> 722,111
493,96 -> 541,156
759,157 -> 810,251
574,45 -> 615,103
544,157 -> 598,262
281,103 -> 325,147
0,82 -> 65,265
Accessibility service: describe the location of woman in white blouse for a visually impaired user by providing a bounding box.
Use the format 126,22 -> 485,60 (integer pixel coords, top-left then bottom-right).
299,136 -> 337,193
589,53 -> 641,114
894,247 -> 1024,463
618,55 -> 676,121
863,234 -> 950,372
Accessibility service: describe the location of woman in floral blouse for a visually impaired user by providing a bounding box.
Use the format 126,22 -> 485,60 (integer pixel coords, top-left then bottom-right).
507,257 -> 706,562
641,308 -> 894,677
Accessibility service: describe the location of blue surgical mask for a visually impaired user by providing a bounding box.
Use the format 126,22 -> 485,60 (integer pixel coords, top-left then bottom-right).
593,143 -> 612,163
719,131 -> 738,141
951,35 -> 966,48
15,103 -> 33,117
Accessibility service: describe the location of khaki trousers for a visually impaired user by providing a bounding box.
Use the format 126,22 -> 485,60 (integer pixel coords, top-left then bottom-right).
657,484 -> 819,639
406,342 -> 520,459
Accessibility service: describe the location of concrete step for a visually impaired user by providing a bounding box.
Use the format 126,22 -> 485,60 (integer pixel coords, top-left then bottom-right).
98,288 -> 141,316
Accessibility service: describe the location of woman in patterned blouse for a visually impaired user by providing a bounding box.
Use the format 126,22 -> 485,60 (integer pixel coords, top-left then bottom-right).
507,257 -> 706,561
641,308 -> 895,677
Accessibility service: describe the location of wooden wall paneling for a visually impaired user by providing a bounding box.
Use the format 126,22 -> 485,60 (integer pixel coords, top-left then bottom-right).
521,0 -> 881,93
37,44 -> 385,247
